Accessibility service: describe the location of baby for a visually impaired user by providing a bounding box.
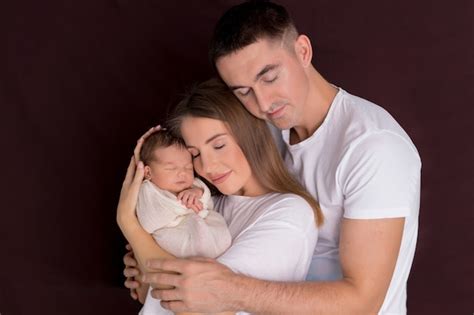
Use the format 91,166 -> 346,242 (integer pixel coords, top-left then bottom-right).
137,129 -> 231,259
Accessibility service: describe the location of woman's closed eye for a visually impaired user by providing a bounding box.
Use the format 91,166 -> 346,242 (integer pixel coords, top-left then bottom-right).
235,87 -> 250,97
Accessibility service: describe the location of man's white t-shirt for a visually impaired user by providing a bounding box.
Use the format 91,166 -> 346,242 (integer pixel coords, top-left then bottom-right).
140,193 -> 318,315
273,88 -> 421,314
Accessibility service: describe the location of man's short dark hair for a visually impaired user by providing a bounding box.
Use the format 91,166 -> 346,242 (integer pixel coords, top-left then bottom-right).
209,1 -> 297,64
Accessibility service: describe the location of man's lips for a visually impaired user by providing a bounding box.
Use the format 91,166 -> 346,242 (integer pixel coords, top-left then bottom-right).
267,104 -> 286,119
210,171 -> 232,184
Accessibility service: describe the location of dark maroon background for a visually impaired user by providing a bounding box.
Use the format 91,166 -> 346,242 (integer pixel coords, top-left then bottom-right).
1,0 -> 472,314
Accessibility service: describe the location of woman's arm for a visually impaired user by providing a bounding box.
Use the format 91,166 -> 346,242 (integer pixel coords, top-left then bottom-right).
117,157 -> 175,286
117,157 -> 232,314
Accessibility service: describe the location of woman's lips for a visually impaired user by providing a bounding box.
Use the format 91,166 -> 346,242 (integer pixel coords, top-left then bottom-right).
210,170 -> 232,185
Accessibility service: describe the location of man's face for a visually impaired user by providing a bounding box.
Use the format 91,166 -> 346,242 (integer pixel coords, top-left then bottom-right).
216,37 -> 310,130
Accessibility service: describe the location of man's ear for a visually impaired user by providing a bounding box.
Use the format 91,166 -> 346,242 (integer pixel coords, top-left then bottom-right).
294,34 -> 313,67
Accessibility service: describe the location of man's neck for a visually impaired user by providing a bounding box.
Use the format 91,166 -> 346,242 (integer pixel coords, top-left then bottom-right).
290,67 -> 338,145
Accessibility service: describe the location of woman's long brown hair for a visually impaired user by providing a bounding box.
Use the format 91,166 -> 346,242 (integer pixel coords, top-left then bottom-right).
167,78 -> 323,226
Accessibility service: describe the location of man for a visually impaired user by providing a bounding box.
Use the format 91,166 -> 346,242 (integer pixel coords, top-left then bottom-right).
124,1 -> 421,314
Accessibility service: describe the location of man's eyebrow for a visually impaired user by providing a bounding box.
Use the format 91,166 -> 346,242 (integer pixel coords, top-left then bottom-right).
255,64 -> 280,81
228,64 -> 280,90
186,133 -> 227,148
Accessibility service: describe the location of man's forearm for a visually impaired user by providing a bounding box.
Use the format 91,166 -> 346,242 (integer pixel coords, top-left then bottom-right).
230,276 -> 380,314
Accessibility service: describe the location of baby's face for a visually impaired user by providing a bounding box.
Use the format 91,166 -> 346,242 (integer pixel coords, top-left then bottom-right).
146,145 -> 194,194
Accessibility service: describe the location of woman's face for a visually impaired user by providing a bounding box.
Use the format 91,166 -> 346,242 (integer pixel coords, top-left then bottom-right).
180,116 -> 265,196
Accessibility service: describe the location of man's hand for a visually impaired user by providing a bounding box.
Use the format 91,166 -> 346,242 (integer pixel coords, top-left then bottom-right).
142,257 -> 239,313
177,187 -> 204,213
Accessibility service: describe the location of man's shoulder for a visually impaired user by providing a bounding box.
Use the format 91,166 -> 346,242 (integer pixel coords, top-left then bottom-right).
334,89 -> 397,129
331,89 -> 415,151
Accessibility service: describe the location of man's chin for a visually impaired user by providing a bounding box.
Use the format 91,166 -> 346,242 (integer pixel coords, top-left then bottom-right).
269,118 -> 293,130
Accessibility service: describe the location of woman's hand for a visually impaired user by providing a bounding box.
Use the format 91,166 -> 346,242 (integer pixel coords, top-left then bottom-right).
123,244 -> 141,300
117,156 -> 144,225
123,244 -> 149,304
134,125 -> 163,165
118,125 -> 162,223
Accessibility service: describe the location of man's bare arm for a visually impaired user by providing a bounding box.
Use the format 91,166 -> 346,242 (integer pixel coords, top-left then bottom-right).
149,218 -> 404,314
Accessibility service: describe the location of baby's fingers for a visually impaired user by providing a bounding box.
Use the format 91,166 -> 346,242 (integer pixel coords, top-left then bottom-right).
188,204 -> 200,213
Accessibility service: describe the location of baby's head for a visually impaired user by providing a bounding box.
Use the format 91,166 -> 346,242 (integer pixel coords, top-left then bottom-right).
140,130 -> 194,194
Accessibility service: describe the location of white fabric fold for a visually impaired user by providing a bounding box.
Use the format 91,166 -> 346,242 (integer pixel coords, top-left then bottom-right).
136,178 -> 231,258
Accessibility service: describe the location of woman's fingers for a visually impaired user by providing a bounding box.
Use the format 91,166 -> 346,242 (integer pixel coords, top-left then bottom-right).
117,158 -> 144,219
122,161 -> 144,207
130,289 -> 138,300
134,125 -> 163,164
123,251 -> 137,267
134,127 -> 154,164
132,161 -> 145,189
125,278 -> 140,289
122,156 -> 136,188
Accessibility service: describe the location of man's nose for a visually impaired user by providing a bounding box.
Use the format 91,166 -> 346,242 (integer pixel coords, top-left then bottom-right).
254,88 -> 272,113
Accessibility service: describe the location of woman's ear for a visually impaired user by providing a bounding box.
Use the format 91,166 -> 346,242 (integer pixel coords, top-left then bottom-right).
294,34 -> 313,68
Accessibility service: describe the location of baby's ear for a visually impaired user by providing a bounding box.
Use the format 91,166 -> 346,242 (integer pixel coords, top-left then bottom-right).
144,165 -> 152,179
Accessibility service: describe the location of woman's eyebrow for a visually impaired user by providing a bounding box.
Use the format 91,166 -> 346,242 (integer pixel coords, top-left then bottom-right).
186,133 -> 227,148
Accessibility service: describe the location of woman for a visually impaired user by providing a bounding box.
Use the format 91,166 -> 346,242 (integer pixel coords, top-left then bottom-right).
117,78 -> 323,314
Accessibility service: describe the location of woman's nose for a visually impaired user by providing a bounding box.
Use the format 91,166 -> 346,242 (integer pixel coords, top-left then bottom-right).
200,154 -> 217,174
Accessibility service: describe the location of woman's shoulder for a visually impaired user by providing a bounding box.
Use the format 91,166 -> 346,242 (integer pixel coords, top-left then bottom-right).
254,193 -> 316,231
264,193 -> 314,214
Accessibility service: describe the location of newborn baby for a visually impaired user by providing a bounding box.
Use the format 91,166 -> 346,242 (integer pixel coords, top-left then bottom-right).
137,129 -> 231,258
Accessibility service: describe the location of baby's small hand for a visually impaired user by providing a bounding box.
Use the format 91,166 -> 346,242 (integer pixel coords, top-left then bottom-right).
177,188 -> 204,213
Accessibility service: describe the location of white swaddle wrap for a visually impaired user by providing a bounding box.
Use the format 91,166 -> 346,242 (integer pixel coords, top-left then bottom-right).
136,178 -> 231,258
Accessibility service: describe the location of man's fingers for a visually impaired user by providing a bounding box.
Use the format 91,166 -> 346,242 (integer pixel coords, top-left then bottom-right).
144,271 -> 181,288
160,300 -> 187,313
151,288 -> 180,302
146,258 -> 189,274
188,256 -> 214,263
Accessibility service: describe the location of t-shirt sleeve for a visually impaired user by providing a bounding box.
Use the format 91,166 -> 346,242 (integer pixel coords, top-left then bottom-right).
217,197 -> 317,282
338,131 -> 421,219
